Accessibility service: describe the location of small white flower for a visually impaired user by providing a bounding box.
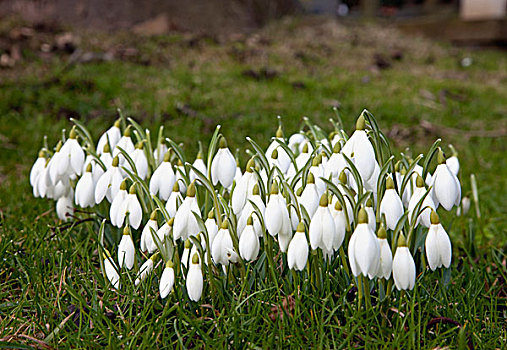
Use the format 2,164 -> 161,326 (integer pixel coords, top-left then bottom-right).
59,127 -> 85,176
165,182 -> 182,217
287,222 -> 309,271
380,177 -> 404,230
265,182 -> 291,237
97,120 -> 121,155
457,196 -> 470,216
140,212 -> 159,253
211,221 -> 238,266
299,173 -> 320,218
117,185 -> 143,229
173,183 -> 201,241
95,156 -> 124,203
324,142 -> 347,181
408,176 -> 435,228
211,136 -> 236,188
239,216 -> 260,261
330,200 -> 346,251
446,145 -> 459,176
135,257 -> 154,286
365,200 -> 376,232
392,234 -> 416,291
204,211 -> 219,247
375,225 -> 392,280
348,208 -> 380,278
159,261 -> 175,298
30,149 -> 47,188
110,181 -> 128,227
237,185 -> 265,237
231,159 -> 257,215
186,253 -> 203,302
126,143 -> 149,179
425,211 -> 452,271
189,152 -> 207,183
74,164 -> 95,208
103,251 -> 120,289
342,115 -> 376,181
431,150 -> 461,211
156,219 -> 173,242
288,132 -> 307,154
309,194 -> 336,251
113,126 -> 135,160
150,151 -> 176,200
56,195 -> 73,221
118,228 -> 135,270
153,141 -> 168,166
266,126 -> 291,174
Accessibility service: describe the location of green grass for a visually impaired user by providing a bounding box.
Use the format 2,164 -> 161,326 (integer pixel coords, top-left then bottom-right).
0,16 -> 506,348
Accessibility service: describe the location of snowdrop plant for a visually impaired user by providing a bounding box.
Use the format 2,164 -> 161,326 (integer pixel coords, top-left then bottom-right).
30,109 -> 465,311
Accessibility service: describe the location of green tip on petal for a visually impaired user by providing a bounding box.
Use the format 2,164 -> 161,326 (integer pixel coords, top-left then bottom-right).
69,126 -> 77,139
103,142 -> 111,153
196,150 -> 203,159
55,140 -> 63,152
333,142 -> 341,153
394,161 -> 400,172
252,184 -> 260,196
219,135 -> 227,149
112,156 -> 119,167
339,170 -> 347,184
270,182 -> 279,195
220,220 -> 229,230
207,209 -> 215,220
123,226 -> 130,235
358,207 -> 368,224
187,182 -> 196,197
123,125 -> 131,137
334,201 -> 343,211
150,211 -> 157,221
275,125 -> 284,138
114,119 -> 121,128
184,239 -> 192,249
302,143 -> 309,153
319,193 -> 328,207
191,253 -> 199,264
177,159 -> 183,167
430,210 -> 440,225
136,141 -> 144,150
296,222 -> 305,232
377,224 -> 387,239
246,158 -> 255,172
437,148 -> 446,164
129,184 -> 136,195
38,149 -> 46,158
163,150 -> 171,162
307,172 -> 315,184
247,215 -> 253,226
296,187 -> 303,196
120,179 -> 128,191
416,174 -> 424,188
86,162 -> 92,172
312,154 -> 321,167
271,149 -> 278,160
386,177 -> 395,190
166,260 -> 174,268
168,217 -> 175,226
366,198 -> 373,207
356,114 -> 366,131
173,182 -> 180,192
397,233 -> 407,247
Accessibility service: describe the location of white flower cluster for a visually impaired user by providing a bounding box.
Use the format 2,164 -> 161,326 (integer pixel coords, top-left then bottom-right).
30,111 -> 463,301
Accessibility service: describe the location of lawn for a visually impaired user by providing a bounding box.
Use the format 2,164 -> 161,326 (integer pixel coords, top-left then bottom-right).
0,16 -> 506,348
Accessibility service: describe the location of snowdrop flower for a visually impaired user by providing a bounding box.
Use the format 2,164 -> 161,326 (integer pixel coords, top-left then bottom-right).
30,149 -> 47,188
287,222 -> 309,271
140,211 -> 159,253
117,184 -> 143,229
266,125 -> 291,174
118,226 -> 135,270
110,180 -> 128,227
189,150 -> 207,183
103,250 -> 120,289
211,136 -> 236,188
299,173 -> 320,217
75,163 -> 95,208
211,220 -> 238,266
457,196 -> 470,216
159,260 -> 175,298
173,182 -> 201,241
97,119 -> 121,155
324,142 -> 347,181
431,149 -> 461,211
348,208 -> 380,277
135,255 -> 155,286
365,198 -> 376,232
392,233 -> 416,291
113,125 -> 135,160
186,253 -> 203,302
425,210 -> 452,271
309,155 -> 326,196
153,140 -> 168,166
48,140 -> 64,185
231,158 -> 257,215
204,210 -> 219,247
56,195 -> 73,221
330,200 -> 346,251
239,216 -> 260,261
125,142 -> 148,179
181,239 -> 193,268
174,159 -> 187,194
265,182 -> 291,238
150,151 -> 176,200
34,161 -> 52,198
445,145 -> 459,176
380,177 -> 404,230
375,225 -> 392,280
309,193 -> 336,252
237,184 -> 265,237
165,182 -> 182,217
156,217 -> 174,242
287,143 -> 312,178
95,156 -> 124,203
288,132 -> 306,154
408,175 -> 435,228
58,126 -> 85,176
342,114 -> 376,181
99,143 -> 113,168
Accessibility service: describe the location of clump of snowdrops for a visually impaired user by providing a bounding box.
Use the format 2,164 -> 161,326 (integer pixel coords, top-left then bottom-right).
30,109 -> 467,307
